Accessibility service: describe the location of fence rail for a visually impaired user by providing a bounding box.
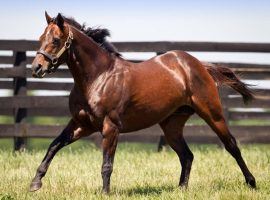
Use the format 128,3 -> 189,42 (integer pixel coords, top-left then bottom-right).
2,40 -> 270,52
0,40 -> 270,150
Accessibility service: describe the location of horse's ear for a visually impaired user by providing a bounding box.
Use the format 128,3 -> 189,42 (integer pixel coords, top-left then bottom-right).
45,11 -> 52,24
55,13 -> 64,30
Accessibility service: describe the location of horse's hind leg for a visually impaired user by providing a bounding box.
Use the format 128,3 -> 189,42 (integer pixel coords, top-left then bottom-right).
101,116 -> 119,194
159,111 -> 194,187
29,119 -> 94,192
191,91 -> 256,188
157,135 -> 167,152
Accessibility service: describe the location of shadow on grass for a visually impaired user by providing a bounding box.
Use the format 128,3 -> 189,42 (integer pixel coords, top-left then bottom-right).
0,194 -> 15,200
120,185 -> 175,196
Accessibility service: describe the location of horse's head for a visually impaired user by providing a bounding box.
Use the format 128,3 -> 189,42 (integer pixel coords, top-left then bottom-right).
32,12 -> 73,78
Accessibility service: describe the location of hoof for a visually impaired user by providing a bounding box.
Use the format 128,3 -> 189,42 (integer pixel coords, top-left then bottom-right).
179,181 -> 188,188
246,176 -> 256,189
29,181 -> 42,192
102,188 -> 110,195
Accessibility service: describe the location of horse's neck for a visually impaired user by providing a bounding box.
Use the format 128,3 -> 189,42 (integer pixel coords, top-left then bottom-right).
67,27 -> 113,93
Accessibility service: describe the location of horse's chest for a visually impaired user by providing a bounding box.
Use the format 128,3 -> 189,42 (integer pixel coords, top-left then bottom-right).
88,89 -> 105,117
69,70 -> 130,130
68,88 -> 102,129
88,73 -> 128,118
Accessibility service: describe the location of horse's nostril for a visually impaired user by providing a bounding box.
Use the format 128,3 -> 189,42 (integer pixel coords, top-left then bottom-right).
32,64 -> 43,78
34,64 -> 42,74
36,64 -> 42,71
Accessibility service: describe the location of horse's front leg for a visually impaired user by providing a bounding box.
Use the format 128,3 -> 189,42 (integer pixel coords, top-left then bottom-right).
30,119 -> 94,192
101,116 -> 119,194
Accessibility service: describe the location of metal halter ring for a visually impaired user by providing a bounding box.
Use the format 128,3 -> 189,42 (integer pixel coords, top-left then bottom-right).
65,41 -> 71,49
52,58 -> 58,65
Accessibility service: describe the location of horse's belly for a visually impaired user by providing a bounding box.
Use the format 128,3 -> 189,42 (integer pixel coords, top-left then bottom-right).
120,92 -> 186,132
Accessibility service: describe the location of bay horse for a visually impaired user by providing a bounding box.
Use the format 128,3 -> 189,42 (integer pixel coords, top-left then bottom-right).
30,12 -> 256,193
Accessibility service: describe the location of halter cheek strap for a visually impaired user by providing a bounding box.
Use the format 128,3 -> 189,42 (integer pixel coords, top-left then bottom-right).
37,28 -> 73,68
37,49 -> 58,65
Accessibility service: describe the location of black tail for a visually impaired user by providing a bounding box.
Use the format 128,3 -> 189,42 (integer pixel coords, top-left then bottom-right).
204,63 -> 254,104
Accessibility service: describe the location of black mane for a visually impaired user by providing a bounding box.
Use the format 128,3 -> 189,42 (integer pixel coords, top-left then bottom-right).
53,15 -> 121,57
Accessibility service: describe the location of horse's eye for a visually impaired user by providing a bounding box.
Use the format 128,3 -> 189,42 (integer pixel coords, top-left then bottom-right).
52,38 -> 60,46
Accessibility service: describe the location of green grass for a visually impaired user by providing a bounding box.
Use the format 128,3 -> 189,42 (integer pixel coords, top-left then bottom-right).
0,143 -> 269,200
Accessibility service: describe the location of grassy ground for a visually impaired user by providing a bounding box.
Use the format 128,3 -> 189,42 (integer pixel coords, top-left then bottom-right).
0,142 -> 269,200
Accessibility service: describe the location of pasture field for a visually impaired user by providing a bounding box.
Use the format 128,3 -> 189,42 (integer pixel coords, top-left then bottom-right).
0,140 -> 269,200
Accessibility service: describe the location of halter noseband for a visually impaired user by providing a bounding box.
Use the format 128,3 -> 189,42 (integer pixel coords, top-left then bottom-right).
37,27 -> 73,71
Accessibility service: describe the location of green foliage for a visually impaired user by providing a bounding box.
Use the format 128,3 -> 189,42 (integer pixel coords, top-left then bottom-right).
0,116 -> 13,124
26,117 -> 70,125
0,116 -> 69,125
0,143 -> 269,199
230,119 -> 270,126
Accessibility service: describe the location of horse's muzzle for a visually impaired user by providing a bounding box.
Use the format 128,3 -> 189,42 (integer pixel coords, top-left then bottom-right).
32,64 -> 46,78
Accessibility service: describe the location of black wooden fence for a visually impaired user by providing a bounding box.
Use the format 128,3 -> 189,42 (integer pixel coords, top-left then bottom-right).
0,40 -> 270,151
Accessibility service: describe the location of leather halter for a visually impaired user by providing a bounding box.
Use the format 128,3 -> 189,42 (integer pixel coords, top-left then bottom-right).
36,27 -> 73,71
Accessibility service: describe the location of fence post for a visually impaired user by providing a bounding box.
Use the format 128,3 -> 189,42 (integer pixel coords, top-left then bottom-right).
13,51 -> 27,151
